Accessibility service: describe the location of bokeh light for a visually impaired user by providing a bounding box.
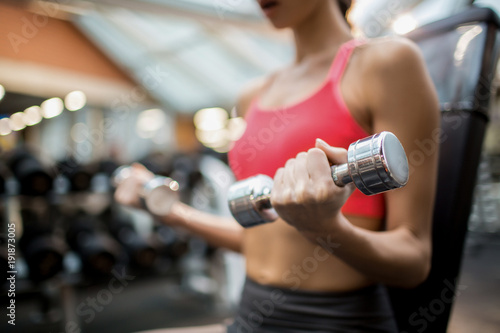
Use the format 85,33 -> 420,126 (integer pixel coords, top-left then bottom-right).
0,118 -> 12,136
195,128 -> 229,149
65,91 -> 87,111
9,112 -> 26,131
41,97 -> 64,119
227,117 -> 247,141
136,108 -> 166,139
392,13 -> 418,35
194,108 -> 228,131
23,106 -> 43,126
193,107 -> 247,152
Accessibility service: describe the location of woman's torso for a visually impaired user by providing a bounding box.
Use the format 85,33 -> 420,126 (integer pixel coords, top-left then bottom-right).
229,39 -> 385,292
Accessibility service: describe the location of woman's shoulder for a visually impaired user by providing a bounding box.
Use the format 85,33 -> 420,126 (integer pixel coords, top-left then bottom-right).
353,35 -> 438,120
361,35 -> 420,50
357,36 -> 425,72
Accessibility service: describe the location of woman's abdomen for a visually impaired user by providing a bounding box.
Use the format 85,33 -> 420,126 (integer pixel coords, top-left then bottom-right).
243,215 -> 383,292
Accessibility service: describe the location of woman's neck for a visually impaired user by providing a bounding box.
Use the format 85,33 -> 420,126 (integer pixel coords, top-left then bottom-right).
292,1 -> 353,63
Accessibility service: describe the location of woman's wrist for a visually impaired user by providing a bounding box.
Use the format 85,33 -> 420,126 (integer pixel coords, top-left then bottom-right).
160,201 -> 191,227
299,212 -> 352,248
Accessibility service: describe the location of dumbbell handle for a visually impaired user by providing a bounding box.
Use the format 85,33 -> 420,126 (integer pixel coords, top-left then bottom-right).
331,163 -> 352,186
228,132 -> 409,227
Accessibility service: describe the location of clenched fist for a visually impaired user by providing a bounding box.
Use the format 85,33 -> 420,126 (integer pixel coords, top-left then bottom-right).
114,163 -> 155,209
270,139 -> 355,234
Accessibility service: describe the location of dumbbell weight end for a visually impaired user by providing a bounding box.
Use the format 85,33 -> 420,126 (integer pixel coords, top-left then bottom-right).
331,131 -> 409,195
228,175 -> 278,228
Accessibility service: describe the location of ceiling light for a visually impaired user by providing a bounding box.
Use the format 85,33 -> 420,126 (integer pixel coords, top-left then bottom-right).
136,108 -> 166,138
0,118 -> 11,136
9,112 -> 26,131
41,97 -> 64,119
65,90 -> 87,111
23,106 -> 43,126
392,13 -> 418,35
194,108 -> 228,131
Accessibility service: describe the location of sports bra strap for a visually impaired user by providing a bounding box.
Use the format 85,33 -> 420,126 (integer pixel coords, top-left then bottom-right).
327,39 -> 366,83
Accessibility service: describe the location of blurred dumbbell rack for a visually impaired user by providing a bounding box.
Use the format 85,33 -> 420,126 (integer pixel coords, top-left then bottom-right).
0,153 -> 238,333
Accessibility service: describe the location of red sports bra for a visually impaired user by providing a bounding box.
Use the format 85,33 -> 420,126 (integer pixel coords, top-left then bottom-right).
228,39 -> 385,219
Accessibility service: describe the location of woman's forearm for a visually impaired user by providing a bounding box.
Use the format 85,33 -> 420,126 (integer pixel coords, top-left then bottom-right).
303,214 -> 431,288
163,201 -> 244,253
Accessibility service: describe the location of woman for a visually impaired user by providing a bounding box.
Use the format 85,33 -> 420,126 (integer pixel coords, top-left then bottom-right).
116,0 -> 439,331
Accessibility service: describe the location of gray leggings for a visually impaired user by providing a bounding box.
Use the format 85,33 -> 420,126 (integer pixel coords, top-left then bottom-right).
226,277 -> 398,333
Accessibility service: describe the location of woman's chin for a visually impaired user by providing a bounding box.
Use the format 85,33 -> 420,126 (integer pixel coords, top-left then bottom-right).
266,18 -> 294,29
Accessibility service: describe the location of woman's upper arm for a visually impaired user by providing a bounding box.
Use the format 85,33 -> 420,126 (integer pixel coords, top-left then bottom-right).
365,38 -> 440,243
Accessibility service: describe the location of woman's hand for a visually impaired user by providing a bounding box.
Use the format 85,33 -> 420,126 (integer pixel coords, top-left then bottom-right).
114,163 -> 155,210
270,139 -> 355,234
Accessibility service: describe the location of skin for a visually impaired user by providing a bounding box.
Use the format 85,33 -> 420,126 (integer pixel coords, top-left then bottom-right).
115,0 -> 439,292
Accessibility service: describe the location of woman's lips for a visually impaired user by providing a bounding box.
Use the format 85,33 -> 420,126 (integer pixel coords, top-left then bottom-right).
259,0 -> 279,16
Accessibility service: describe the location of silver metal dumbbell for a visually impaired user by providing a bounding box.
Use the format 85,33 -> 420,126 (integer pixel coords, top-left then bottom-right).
113,166 -> 180,216
228,131 -> 409,228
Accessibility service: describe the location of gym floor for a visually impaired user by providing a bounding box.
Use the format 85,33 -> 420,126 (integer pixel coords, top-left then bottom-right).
2,231 -> 499,333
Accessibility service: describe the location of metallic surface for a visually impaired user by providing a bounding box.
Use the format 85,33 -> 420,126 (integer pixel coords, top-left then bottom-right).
113,166 -> 179,215
228,132 -> 409,227
332,131 -> 409,195
143,176 -> 179,216
227,174 -> 278,228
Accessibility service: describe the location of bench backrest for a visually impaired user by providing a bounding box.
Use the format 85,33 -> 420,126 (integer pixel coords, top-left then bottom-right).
388,6 -> 500,333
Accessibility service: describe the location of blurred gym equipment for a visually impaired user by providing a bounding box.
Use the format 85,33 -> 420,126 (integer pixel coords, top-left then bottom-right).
112,166 -> 180,216
66,214 -> 122,279
153,224 -> 190,264
108,213 -> 158,270
18,209 -> 66,283
5,148 -> 54,197
57,158 -> 96,193
0,169 -> 5,196
388,6 -> 500,333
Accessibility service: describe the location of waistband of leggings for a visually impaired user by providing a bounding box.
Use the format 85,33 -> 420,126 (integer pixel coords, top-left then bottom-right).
243,276 -> 382,299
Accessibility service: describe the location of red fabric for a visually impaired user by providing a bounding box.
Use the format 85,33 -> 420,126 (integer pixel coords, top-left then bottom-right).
228,39 -> 385,219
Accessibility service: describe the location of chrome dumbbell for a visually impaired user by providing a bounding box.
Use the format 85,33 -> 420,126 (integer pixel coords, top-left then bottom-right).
228,131 -> 409,228
113,166 -> 180,216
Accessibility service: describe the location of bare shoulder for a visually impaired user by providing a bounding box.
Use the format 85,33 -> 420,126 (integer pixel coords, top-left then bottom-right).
234,76 -> 269,118
353,37 -> 424,76
354,36 -> 439,128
